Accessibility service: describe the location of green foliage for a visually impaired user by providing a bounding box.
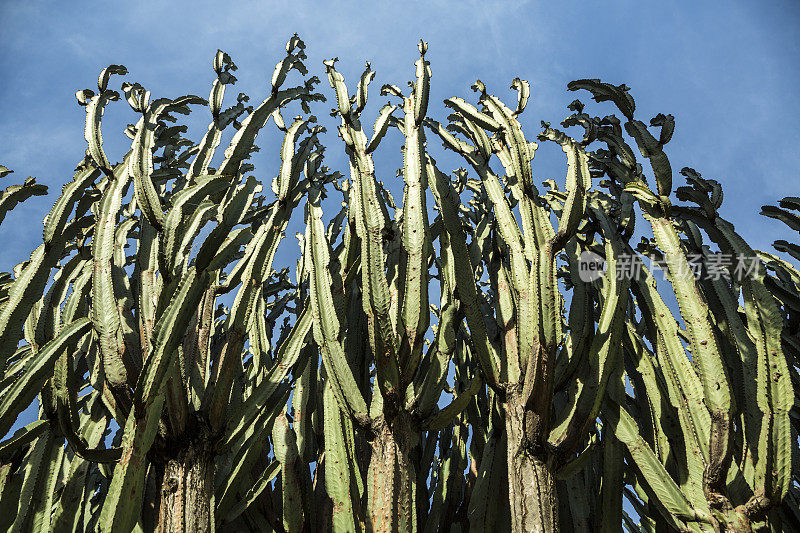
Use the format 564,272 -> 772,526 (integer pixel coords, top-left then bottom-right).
0,35 -> 796,533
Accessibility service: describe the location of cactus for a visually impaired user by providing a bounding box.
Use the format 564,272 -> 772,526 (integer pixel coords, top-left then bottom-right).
0,35 -> 330,531
311,45 -> 490,531
572,82 -> 797,530
0,38 -> 796,533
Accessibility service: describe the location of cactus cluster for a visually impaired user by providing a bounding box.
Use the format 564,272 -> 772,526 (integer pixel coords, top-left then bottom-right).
0,36 -> 797,532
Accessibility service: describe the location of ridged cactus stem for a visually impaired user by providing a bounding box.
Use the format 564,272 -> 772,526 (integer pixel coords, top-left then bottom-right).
324,57 -> 401,402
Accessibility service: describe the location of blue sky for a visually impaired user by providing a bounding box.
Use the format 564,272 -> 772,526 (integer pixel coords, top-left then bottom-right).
1,0 -> 799,267
1,0 -> 799,484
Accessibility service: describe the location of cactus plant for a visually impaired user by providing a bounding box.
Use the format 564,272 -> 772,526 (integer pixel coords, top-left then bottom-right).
0,37 -> 796,533
0,35 -> 330,531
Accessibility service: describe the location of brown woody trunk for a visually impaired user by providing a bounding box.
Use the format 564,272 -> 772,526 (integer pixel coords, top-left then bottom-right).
155,438 -> 215,532
367,412 -> 417,532
505,398 -> 558,533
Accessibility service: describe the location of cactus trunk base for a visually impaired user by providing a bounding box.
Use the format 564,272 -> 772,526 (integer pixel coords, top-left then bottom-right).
368,413 -> 417,532
153,438 -> 215,532
505,400 -> 558,533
